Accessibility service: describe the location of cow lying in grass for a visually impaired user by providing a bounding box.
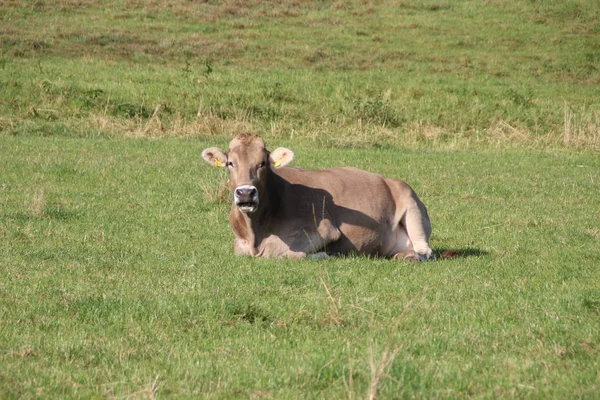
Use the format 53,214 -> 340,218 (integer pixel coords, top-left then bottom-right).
202,134 -> 434,261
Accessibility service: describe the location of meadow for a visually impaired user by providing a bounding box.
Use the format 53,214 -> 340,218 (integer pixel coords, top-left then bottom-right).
1,1 -> 599,398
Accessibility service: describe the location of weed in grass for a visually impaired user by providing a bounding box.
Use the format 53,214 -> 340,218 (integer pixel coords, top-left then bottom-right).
352,96 -> 404,128
320,276 -> 343,327
582,293 -> 600,315
367,344 -> 402,400
228,303 -> 272,325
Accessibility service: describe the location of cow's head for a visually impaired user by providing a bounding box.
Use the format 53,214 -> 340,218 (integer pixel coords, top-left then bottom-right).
202,134 -> 294,214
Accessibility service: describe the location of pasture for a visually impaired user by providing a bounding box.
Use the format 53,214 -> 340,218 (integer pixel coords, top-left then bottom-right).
1,1 -> 599,398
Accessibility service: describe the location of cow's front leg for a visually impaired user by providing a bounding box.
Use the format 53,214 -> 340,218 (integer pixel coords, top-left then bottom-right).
234,238 -> 256,256
285,250 -> 330,259
284,239 -> 329,259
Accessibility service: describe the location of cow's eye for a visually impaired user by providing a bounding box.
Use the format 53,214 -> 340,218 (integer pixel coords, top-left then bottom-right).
258,161 -> 266,168
227,161 -> 234,168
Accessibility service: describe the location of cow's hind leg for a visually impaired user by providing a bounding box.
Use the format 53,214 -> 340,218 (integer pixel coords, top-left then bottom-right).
402,198 -> 434,261
385,179 -> 434,261
385,225 -> 425,262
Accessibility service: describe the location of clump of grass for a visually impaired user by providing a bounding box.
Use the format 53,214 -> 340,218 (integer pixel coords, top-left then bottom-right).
200,174 -> 230,205
352,97 -> 404,128
320,276 -> 343,327
367,344 -> 402,400
120,375 -> 161,400
562,102 -> 600,149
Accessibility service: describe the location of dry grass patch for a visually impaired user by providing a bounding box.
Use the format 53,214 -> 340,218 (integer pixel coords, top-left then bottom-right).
87,109 -> 600,151
29,188 -> 46,218
561,103 -> 600,149
200,175 -> 230,205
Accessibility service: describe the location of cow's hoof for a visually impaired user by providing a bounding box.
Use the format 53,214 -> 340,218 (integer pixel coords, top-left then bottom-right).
307,251 -> 330,260
416,251 -> 435,261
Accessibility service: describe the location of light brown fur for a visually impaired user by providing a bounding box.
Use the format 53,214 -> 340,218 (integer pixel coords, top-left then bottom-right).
202,135 -> 434,261
228,133 -> 265,149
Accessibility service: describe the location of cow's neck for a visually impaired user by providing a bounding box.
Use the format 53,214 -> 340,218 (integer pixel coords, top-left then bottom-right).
232,205 -> 268,256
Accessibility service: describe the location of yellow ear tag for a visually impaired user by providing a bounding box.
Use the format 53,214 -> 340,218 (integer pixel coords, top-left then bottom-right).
214,159 -> 225,167
273,160 -> 281,168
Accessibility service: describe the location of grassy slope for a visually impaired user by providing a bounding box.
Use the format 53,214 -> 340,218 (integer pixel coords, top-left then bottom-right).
1,137 -> 599,398
1,0 -> 600,398
1,0 -> 599,147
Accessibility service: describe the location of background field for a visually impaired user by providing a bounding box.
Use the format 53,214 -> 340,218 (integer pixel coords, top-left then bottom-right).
2,0 -> 599,147
1,1 -> 599,399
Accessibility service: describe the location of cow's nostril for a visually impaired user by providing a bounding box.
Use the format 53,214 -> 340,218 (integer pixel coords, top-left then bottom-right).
235,188 -> 244,197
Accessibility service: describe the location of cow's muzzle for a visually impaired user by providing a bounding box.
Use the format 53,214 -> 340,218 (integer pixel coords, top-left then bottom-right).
234,185 -> 259,213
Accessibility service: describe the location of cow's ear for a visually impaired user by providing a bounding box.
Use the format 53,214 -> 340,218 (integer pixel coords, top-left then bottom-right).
202,147 -> 228,168
270,147 -> 294,169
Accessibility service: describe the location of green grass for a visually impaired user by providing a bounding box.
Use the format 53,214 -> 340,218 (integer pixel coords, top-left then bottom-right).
1,1 -> 600,398
1,137 -> 599,398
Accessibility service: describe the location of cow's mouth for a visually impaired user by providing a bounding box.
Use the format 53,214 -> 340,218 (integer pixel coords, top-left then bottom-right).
236,202 -> 258,213
234,185 -> 259,213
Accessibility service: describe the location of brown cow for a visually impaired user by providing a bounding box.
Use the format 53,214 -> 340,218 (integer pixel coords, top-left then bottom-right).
202,134 -> 434,261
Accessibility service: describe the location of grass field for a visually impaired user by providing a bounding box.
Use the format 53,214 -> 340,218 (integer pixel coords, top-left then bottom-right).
1,1 -> 600,398
2,0 -> 599,147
